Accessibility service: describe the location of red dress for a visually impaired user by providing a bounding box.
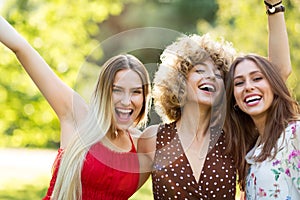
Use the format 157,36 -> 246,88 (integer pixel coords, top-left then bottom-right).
43,136 -> 139,200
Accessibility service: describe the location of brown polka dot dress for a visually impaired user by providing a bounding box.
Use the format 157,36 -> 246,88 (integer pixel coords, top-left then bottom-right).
151,122 -> 236,199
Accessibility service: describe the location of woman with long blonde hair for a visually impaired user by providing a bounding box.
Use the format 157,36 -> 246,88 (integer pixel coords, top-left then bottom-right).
0,16 -> 151,200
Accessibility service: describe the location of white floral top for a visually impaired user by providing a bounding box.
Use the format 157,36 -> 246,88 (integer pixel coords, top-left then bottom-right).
246,121 -> 300,200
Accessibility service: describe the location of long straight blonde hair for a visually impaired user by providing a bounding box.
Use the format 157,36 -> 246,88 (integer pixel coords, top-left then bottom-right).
51,54 -> 151,199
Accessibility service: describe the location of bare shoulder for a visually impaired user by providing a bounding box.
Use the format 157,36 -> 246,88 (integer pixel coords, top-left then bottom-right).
137,124 -> 160,154
129,127 -> 143,139
141,124 -> 160,139
128,127 -> 142,148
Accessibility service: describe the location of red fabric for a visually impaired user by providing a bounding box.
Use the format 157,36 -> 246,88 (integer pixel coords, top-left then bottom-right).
43,137 -> 139,200
43,148 -> 63,200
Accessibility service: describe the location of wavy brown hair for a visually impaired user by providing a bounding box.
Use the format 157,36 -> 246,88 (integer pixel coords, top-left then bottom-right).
224,54 -> 300,190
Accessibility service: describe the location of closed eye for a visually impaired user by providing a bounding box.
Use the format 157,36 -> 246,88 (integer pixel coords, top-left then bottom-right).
112,88 -> 122,93
195,69 -> 205,74
234,81 -> 244,86
215,67 -> 223,79
253,77 -> 263,81
215,73 -> 223,79
132,89 -> 142,94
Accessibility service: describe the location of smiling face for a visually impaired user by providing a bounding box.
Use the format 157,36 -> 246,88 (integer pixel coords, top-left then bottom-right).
233,59 -> 274,121
186,58 -> 224,108
112,69 -> 144,130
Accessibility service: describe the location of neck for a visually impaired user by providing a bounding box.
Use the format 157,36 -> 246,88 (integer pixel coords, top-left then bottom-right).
179,102 -> 211,139
103,129 -> 132,152
252,116 -> 266,136
106,129 -> 126,140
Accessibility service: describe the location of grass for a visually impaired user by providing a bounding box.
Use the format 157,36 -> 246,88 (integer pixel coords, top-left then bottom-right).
0,177 -> 49,200
0,176 -> 153,200
0,177 -> 243,200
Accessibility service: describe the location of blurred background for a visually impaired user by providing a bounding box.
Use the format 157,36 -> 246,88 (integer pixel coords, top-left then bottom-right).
0,0 -> 299,199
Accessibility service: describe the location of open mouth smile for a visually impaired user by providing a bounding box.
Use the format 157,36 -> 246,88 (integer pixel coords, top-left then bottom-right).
115,108 -> 133,121
199,83 -> 216,92
244,95 -> 262,105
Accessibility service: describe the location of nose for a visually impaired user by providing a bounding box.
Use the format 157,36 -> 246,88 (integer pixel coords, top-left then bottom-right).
121,93 -> 131,106
204,70 -> 216,80
245,80 -> 255,91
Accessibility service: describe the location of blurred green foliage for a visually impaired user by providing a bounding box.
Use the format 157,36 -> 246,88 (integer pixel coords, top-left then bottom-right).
0,0 -> 299,148
0,0 -> 126,148
208,0 -> 300,96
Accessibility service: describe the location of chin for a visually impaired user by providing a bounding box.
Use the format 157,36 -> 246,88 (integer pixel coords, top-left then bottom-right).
198,99 -> 214,106
116,122 -> 133,130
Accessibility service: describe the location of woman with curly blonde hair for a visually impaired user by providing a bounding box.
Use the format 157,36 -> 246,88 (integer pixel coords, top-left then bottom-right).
138,1 -> 292,199
140,33 -> 238,199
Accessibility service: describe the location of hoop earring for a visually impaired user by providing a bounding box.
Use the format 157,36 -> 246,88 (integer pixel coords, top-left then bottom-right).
233,104 -> 239,111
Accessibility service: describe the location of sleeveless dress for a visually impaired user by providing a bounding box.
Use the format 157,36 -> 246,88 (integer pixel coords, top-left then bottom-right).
43,135 -> 139,200
152,122 -> 236,200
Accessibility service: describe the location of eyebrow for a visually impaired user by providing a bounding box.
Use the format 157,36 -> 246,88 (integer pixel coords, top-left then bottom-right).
194,62 -> 211,68
113,84 -> 143,90
234,70 -> 261,80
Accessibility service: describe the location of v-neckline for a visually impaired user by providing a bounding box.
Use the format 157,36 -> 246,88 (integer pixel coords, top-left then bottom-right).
174,123 -> 210,184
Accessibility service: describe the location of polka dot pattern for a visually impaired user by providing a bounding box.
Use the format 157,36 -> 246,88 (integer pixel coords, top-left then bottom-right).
152,122 -> 236,199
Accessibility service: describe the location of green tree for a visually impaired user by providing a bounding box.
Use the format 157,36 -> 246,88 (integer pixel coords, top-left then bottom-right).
0,0 -> 220,147
0,0 -> 125,148
1,0 -> 298,148
198,0 -> 300,99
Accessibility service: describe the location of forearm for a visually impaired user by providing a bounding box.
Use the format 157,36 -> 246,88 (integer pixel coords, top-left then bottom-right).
0,16 -> 27,53
137,172 -> 151,190
0,16 -> 76,119
266,1 -> 292,81
0,16 -> 46,76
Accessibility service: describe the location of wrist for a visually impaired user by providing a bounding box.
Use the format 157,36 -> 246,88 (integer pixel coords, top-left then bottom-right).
264,1 -> 285,15
264,1 -> 282,7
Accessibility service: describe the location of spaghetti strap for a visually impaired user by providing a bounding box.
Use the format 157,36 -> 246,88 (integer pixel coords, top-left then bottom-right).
128,132 -> 136,152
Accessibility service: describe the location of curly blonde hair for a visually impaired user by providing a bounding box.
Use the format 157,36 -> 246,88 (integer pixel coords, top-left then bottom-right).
153,33 -> 236,123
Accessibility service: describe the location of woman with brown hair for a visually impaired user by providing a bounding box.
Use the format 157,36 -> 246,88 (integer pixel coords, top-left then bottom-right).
138,0 -> 292,199
225,54 -> 300,199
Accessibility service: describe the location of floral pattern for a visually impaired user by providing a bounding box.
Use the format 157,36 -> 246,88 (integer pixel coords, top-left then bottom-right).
246,121 -> 300,200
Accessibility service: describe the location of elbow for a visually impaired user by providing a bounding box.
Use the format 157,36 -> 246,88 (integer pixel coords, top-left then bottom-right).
287,63 -> 292,77
11,37 -> 30,55
283,63 -> 292,81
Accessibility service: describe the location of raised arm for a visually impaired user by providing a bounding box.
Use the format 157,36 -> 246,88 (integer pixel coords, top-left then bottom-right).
0,16 -> 79,119
0,17 -> 87,147
266,0 -> 292,81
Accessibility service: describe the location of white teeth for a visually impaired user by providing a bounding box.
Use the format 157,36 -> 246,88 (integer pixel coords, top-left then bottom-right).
116,108 -> 131,114
245,95 -> 261,103
199,84 -> 215,92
